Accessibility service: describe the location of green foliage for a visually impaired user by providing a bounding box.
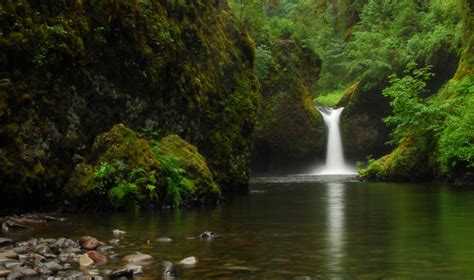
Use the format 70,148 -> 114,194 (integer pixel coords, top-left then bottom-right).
436,78 -> 474,175
93,160 -> 159,209
254,44 -> 278,80
314,90 -> 344,107
152,146 -> 194,206
382,64 -> 447,145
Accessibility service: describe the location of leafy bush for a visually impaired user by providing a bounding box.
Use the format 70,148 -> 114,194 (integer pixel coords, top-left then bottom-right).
93,160 -> 159,209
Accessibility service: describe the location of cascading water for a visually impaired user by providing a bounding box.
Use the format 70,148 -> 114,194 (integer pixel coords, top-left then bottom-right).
313,107 -> 356,175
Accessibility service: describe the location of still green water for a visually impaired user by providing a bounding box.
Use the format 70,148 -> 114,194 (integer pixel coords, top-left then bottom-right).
7,176 -> 474,279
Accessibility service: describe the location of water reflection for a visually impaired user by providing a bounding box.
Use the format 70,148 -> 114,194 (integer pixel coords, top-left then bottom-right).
326,182 -> 346,276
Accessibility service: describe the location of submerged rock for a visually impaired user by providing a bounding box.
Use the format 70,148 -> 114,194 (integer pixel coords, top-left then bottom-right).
122,252 -> 152,263
109,268 -> 133,279
161,261 -> 178,277
179,256 -> 198,265
123,264 -> 143,275
199,231 -> 216,240
156,237 -> 173,242
0,238 -> 13,246
112,229 -> 126,236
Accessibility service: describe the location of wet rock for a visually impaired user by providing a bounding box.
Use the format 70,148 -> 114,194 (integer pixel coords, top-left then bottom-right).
63,239 -> 77,248
58,253 -> 77,262
199,231 -> 215,240
179,256 -> 198,265
57,269 -> 84,278
108,239 -> 120,245
53,237 -> 66,247
6,271 -> 24,280
124,264 -> 143,275
43,261 -> 63,272
122,252 -> 152,263
86,251 -> 107,264
34,245 -> 51,255
0,238 -> 13,246
0,269 -> 11,277
0,251 -> 18,259
30,253 -> 45,261
3,262 -> 21,269
161,261 -> 178,276
80,237 -> 99,250
12,247 -> 28,254
79,254 -> 94,267
96,246 -> 113,253
112,229 -> 126,236
109,268 -> 133,279
156,237 -> 173,242
62,246 -> 81,254
12,266 -> 37,276
36,267 -> 52,276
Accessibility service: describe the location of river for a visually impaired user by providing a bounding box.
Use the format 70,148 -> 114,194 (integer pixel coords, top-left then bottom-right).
5,176 -> 474,279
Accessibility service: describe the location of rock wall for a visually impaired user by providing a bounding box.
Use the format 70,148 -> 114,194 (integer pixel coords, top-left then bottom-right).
0,0 -> 258,209
251,39 -> 325,173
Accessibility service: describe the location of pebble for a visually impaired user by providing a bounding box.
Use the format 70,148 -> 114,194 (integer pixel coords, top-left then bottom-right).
12,266 -> 37,276
79,254 -> 94,267
80,237 -> 99,250
122,252 -> 152,263
86,251 -> 107,264
156,237 -> 173,242
0,269 -> 11,277
6,271 -> 23,280
4,262 -> 21,269
179,256 -> 198,265
108,239 -> 120,245
0,251 -> 18,259
112,229 -> 126,236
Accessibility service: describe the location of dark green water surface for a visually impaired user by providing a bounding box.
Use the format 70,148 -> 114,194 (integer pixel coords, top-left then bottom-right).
5,176 -> 474,279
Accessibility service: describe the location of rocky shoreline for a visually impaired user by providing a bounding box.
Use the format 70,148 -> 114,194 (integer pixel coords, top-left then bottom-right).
0,215 -> 205,279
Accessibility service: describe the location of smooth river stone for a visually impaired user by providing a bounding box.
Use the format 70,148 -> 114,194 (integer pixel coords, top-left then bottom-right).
156,237 -> 173,242
122,252 -> 152,263
79,254 -> 94,267
80,236 -> 99,250
0,269 -> 11,277
179,256 -> 198,265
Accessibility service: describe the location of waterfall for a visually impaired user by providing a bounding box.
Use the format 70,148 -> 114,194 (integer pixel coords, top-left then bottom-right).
313,107 -> 356,175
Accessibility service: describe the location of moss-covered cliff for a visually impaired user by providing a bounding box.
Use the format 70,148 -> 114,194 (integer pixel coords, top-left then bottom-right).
0,0 -> 258,210
251,39 -> 325,172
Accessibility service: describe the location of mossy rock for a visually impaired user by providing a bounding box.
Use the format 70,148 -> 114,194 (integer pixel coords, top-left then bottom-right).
340,81 -> 393,161
158,134 -> 221,202
65,124 -> 221,209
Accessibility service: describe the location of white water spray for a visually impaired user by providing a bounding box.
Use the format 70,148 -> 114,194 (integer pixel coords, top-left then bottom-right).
313,107 -> 356,175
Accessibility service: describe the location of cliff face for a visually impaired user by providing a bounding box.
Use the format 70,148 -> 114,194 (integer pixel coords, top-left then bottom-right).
251,39 -> 325,173
0,0 -> 259,209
